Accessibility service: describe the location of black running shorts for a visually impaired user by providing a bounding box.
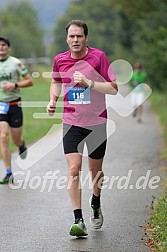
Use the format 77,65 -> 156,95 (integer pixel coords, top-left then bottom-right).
0,99 -> 23,128
63,123 -> 107,159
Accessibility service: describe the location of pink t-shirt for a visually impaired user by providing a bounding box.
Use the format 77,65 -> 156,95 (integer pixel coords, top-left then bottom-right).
52,46 -> 115,127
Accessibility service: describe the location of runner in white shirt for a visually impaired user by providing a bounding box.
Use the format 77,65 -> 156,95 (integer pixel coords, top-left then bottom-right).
0,36 -> 33,184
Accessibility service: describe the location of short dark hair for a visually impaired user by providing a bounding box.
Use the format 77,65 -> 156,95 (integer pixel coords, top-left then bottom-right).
134,62 -> 142,69
65,20 -> 88,37
0,36 -> 10,47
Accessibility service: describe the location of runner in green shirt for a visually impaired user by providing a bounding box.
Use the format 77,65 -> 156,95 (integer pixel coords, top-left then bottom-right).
129,62 -> 148,123
0,36 -> 33,184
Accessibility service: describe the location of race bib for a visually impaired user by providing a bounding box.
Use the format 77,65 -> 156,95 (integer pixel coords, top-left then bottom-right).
0,102 -> 9,114
67,86 -> 91,104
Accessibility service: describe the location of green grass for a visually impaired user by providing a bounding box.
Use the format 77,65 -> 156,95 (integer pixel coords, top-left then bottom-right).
10,65 -> 63,151
150,90 -> 167,159
148,193 -> 167,252
146,90 -> 167,252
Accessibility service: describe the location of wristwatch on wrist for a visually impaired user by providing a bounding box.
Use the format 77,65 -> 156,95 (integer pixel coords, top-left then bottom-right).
15,83 -> 18,89
89,80 -> 95,89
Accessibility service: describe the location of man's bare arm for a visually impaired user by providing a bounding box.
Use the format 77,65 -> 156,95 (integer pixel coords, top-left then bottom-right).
46,79 -> 62,115
73,71 -> 118,95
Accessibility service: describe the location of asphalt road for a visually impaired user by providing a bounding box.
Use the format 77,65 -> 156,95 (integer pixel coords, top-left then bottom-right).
0,98 -> 164,252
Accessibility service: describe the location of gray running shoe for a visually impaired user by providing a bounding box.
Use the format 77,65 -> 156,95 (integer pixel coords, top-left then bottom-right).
90,198 -> 103,229
69,219 -> 88,237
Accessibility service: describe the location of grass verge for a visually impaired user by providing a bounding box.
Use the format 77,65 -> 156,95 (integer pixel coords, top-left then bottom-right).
145,90 -> 167,252
9,65 -> 62,151
150,91 -> 167,159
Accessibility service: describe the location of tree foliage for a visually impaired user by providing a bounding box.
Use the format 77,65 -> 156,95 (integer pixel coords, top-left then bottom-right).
51,0 -> 117,57
0,1 -> 45,58
51,0 -> 167,91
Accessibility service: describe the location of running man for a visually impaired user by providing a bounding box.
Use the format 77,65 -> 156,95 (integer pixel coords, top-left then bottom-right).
0,36 -> 33,184
47,20 -> 118,237
129,62 -> 148,123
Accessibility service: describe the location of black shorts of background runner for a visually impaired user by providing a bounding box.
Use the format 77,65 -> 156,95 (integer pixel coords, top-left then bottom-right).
0,98 -> 23,128
63,123 -> 107,159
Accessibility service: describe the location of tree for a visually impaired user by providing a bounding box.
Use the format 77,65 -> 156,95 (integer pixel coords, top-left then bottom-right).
0,1 -> 45,58
109,0 -> 167,90
51,0 -> 117,59
132,1 -> 167,90
51,0 -> 167,91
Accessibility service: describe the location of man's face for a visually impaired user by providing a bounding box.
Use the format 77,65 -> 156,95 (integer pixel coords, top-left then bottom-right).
66,25 -> 88,53
0,40 -> 10,58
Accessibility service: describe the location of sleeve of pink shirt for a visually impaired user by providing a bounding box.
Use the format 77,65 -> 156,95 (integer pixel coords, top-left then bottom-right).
99,52 -> 116,82
52,55 -> 62,82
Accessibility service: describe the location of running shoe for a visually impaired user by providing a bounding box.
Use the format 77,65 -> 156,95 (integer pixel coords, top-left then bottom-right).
19,141 -> 27,159
90,198 -> 103,229
0,173 -> 13,184
69,219 -> 88,237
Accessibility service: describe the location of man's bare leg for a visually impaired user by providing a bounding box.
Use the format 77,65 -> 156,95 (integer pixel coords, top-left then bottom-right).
66,153 -> 88,236
66,153 -> 82,210
88,157 -> 104,229
0,122 -> 11,170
